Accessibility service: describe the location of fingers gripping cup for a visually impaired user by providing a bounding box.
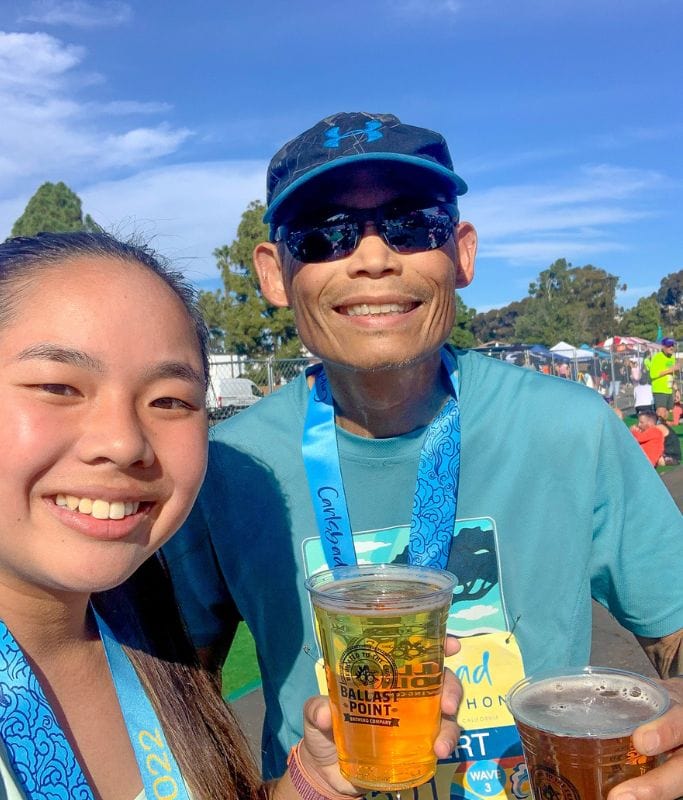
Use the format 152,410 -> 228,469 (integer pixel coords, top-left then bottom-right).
506,667 -> 670,800
305,564 -> 456,792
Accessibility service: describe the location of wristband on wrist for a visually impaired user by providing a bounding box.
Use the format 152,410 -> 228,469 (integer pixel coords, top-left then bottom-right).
287,740 -> 358,800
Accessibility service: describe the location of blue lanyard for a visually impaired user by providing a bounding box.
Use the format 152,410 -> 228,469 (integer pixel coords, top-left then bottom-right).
0,613 -> 189,800
302,347 -> 461,570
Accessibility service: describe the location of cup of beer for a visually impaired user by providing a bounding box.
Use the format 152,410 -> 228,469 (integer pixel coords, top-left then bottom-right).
506,666 -> 670,800
305,563 -> 456,791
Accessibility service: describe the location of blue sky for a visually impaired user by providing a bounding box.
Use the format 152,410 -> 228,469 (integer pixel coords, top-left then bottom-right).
0,0 -> 681,313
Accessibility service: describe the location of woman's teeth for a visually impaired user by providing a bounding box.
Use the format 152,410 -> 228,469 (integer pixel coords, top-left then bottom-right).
344,302 -> 412,317
55,495 -> 140,520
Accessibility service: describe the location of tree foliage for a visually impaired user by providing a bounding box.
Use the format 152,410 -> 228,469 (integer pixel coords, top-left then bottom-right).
199,200 -> 301,358
11,181 -> 100,238
512,259 -> 623,345
618,295 -> 661,341
471,298 -> 533,344
657,270 -> 683,336
448,294 -> 477,348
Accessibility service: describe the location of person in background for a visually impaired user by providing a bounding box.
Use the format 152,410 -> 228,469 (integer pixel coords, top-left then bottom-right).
634,377 -> 656,415
164,112 -> 683,800
630,410 -> 665,467
656,409 -> 682,466
672,388 -> 683,426
0,231 -> 373,800
650,337 -> 677,416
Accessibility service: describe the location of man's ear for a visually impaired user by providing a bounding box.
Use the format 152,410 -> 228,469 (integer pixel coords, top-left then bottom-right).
454,222 -> 477,289
253,242 -> 290,307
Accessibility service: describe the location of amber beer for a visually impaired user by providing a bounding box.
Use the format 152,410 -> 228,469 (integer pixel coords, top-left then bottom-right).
507,668 -> 670,800
305,564 -> 456,791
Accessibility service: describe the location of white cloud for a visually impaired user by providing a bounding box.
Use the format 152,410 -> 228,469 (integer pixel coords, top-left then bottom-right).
0,31 -> 82,92
0,31 -> 190,191
94,100 -> 173,116
389,0 -> 462,17
453,605 -> 498,621
20,1 -> 132,28
78,160 -> 267,284
462,164 -> 662,264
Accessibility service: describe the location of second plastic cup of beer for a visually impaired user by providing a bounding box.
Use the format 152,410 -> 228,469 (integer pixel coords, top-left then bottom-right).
305,563 -> 456,791
506,666 -> 670,800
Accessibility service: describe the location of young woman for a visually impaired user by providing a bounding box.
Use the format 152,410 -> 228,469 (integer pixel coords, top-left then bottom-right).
0,231 -> 365,800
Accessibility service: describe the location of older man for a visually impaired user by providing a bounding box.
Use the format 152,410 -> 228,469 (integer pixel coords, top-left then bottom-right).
164,112 -> 683,800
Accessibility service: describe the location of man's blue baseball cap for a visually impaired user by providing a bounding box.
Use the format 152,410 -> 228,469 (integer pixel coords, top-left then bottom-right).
661,337 -> 676,347
263,111 -> 468,224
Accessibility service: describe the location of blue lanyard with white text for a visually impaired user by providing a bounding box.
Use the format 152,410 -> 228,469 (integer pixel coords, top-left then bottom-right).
95,610 -> 190,800
0,614 -> 189,800
302,346 -> 461,569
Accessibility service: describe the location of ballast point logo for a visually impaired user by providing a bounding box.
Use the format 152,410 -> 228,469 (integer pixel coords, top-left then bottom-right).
339,644 -> 400,727
532,766 -> 580,800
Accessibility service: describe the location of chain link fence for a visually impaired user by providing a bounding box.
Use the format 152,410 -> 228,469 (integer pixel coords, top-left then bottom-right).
207,346 -> 679,424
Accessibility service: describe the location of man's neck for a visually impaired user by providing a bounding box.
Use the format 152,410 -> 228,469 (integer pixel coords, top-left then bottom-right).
322,350 -> 451,439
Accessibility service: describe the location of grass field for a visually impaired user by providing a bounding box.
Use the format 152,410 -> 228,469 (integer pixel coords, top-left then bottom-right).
221,417 -> 683,700
222,621 -> 261,701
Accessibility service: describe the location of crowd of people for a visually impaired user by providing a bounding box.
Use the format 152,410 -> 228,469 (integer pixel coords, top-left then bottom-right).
0,112 -> 681,800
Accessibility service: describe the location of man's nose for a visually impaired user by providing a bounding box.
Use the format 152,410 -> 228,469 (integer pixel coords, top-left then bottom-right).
345,221 -> 402,277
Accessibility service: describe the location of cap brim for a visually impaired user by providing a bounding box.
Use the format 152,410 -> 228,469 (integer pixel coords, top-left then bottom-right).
264,152 -> 468,223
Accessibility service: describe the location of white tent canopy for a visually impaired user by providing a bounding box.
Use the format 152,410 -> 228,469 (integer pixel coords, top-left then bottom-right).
550,341 -> 595,360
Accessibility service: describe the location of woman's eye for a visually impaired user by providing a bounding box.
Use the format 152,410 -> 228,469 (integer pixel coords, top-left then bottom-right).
152,397 -> 195,410
39,383 -> 79,396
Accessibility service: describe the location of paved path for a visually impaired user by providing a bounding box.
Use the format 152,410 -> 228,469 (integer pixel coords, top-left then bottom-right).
662,464 -> 683,510
233,466 -> 683,764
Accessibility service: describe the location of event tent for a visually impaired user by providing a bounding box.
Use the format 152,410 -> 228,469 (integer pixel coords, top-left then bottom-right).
550,341 -> 595,360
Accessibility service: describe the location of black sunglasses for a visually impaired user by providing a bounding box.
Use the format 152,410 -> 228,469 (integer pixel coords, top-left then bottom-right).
273,203 -> 459,264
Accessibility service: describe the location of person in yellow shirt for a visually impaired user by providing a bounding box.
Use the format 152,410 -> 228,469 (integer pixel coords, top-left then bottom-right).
650,337 -> 677,414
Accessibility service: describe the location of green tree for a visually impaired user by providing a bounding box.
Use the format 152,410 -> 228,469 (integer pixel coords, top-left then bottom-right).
448,294 -> 477,348
471,298 -> 533,344
619,295 -> 662,341
200,200 -> 301,358
656,270 -> 683,335
514,259 -> 622,345
11,181 -> 100,237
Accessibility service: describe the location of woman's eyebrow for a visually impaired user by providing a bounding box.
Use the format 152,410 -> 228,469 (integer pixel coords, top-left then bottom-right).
144,361 -> 206,387
15,343 -> 104,372
14,345 -> 205,387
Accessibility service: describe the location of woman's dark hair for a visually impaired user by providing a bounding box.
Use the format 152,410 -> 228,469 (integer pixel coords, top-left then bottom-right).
1,231 -> 263,798
0,230 -> 210,385
93,557 -> 264,800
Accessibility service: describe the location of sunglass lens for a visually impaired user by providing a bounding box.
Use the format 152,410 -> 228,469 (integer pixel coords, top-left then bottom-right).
383,208 -> 453,252
287,218 -> 358,263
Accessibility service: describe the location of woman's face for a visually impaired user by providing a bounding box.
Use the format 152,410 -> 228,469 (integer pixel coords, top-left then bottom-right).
0,255 -> 208,599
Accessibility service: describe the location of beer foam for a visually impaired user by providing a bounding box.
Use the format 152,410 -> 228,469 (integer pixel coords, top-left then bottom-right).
509,673 -> 668,737
311,577 -> 452,614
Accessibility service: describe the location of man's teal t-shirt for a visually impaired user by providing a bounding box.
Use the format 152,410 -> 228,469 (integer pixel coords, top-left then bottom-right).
163,350 -> 683,782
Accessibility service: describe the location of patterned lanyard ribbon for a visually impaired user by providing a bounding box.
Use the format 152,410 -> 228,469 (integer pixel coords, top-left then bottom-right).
0,613 -> 189,800
302,346 -> 461,570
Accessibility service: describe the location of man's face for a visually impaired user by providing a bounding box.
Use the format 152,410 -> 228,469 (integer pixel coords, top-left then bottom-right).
256,166 -> 477,372
662,343 -> 675,356
638,414 -> 655,431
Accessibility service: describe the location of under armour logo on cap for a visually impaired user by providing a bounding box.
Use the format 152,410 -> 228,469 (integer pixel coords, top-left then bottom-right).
323,120 -> 384,148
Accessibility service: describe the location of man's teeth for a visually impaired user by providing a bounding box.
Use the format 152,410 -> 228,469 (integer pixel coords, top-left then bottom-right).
344,302 -> 412,317
55,495 -> 140,520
